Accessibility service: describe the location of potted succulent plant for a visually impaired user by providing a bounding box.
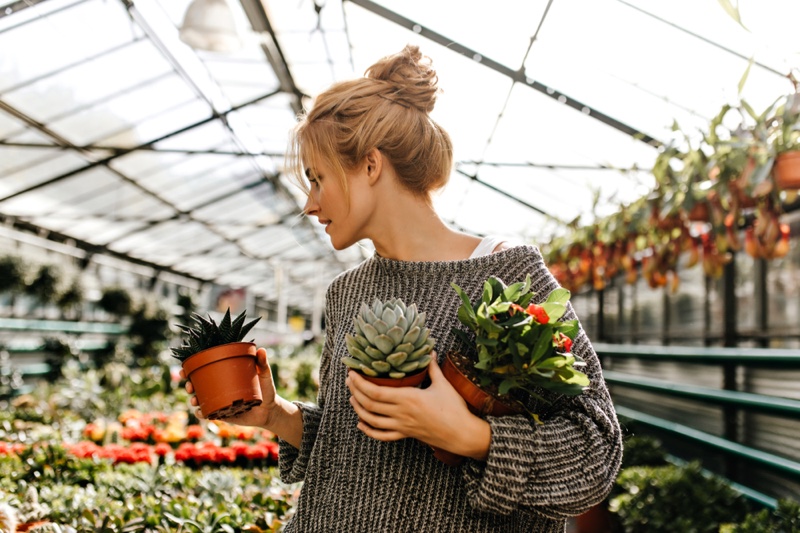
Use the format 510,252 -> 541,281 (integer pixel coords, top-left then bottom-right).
342,298 -> 435,387
434,275 -> 589,465
172,307 -> 263,420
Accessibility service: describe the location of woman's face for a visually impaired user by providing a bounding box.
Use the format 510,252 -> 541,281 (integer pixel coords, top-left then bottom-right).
303,157 -> 372,250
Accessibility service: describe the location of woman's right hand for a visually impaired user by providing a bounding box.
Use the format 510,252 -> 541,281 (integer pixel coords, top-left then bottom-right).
180,347 -> 279,429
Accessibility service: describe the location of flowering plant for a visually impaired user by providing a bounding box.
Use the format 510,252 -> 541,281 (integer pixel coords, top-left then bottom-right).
451,274 -> 589,404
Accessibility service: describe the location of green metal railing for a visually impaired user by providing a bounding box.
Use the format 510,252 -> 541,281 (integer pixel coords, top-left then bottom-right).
596,342 -> 800,510
0,317 -> 126,335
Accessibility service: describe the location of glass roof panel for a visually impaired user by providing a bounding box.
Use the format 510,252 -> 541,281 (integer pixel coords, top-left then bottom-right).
100,98 -> 211,147
109,150 -> 189,179
2,0 -> 798,311
0,150 -> 88,197
45,75 -> 199,146
203,56 -> 281,107
228,96 -> 299,154
371,0 -> 547,70
152,119 -> 233,152
2,39 -> 172,124
0,108 -> 26,138
110,219 -> 225,257
0,0 -> 140,93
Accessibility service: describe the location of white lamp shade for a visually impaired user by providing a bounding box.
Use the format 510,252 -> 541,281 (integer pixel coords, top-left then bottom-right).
179,0 -> 244,53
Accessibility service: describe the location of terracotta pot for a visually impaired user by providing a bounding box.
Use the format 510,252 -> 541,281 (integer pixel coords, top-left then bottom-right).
362,366 -> 430,388
573,501 -> 613,533
182,342 -> 262,420
432,352 -> 524,466
686,202 -> 709,222
774,150 -> 800,190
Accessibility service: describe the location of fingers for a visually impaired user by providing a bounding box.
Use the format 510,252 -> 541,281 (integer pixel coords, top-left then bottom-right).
427,351 -> 442,381
356,420 -> 405,442
256,347 -> 269,368
349,396 -> 404,441
346,371 -> 405,414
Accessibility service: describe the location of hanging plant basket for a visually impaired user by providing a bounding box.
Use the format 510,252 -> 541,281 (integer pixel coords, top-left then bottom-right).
181,341 -> 262,420
431,352 -> 525,466
687,202 -> 710,222
773,150 -> 800,190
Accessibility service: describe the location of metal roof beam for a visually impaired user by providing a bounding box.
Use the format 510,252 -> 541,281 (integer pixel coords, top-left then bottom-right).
0,140 -> 284,158
0,88 -> 283,203
347,0 -> 662,148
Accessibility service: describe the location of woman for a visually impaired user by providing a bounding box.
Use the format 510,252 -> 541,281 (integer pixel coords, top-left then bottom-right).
183,45 -> 622,532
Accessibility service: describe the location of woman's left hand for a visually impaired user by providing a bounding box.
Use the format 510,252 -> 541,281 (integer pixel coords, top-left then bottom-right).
345,353 -> 491,460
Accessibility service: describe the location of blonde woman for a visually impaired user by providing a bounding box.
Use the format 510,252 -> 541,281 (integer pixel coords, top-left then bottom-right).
183,45 -> 622,532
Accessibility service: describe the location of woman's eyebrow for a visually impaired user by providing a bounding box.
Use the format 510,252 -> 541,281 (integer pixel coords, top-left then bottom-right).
304,168 -> 311,178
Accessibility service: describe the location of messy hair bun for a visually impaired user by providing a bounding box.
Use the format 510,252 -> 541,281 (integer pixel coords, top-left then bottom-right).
288,45 -> 453,200
365,45 -> 439,114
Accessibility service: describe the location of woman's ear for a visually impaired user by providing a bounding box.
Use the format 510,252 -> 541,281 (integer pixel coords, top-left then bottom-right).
364,148 -> 383,185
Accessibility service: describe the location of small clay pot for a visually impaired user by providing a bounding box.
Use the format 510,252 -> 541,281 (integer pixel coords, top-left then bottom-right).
182,342 -> 262,420
432,352 -> 524,466
774,150 -> 800,190
362,365 -> 430,388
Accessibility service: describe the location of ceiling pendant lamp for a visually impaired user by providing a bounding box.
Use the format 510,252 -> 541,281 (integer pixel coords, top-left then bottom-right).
179,0 -> 244,53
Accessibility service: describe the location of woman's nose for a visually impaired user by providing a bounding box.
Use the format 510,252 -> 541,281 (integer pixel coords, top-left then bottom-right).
304,194 -> 319,217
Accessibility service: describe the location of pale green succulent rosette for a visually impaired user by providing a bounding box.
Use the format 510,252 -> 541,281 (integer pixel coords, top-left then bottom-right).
342,298 -> 435,379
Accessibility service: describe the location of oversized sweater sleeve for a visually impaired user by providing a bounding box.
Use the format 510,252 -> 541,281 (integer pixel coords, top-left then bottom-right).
277,284 -> 337,483
461,250 -> 623,519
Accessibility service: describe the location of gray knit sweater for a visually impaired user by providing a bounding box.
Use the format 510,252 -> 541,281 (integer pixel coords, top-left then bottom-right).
278,245 -> 622,532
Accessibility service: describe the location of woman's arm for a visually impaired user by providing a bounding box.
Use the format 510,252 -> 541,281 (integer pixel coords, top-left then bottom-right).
182,347 -> 304,448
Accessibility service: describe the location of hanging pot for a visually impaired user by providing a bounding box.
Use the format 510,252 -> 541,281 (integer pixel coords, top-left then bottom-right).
686,202 -> 710,222
181,341 -> 262,420
773,150 -> 800,190
432,352 -> 525,466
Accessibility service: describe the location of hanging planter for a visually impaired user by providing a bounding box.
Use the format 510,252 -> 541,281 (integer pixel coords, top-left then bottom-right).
773,150 -> 800,190
686,201 -> 710,222
172,308 -> 263,420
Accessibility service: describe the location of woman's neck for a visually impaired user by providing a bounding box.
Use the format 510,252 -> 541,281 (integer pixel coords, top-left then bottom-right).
369,208 -> 480,262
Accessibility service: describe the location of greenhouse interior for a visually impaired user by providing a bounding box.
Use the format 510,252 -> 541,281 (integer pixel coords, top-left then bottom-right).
1,0 -> 800,531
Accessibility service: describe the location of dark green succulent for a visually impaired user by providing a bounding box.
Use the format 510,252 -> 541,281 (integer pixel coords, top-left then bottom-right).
171,308 -> 261,362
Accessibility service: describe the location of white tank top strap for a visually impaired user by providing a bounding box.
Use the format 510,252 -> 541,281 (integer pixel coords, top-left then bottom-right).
469,235 -> 508,258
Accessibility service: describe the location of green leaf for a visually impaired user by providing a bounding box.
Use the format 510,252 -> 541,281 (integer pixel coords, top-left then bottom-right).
545,287 -> 571,305
541,302 -> 567,322
476,336 -> 499,347
502,279 -> 526,303
530,325 -> 554,363
717,0 -> 748,31
554,319 -> 580,339
482,279 -> 494,304
475,307 -> 503,334
498,378 -> 514,395
738,56 -> 754,96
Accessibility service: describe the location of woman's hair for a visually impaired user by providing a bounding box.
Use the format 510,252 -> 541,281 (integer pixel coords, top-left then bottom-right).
287,45 -> 453,202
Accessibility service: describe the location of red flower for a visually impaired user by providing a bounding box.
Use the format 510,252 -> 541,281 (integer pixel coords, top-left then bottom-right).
526,304 -> 549,324
154,443 -> 172,456
186,424 -> 205,440
552,332 -> 573,353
